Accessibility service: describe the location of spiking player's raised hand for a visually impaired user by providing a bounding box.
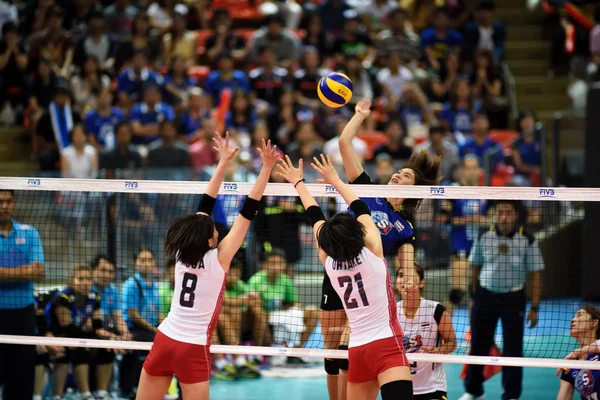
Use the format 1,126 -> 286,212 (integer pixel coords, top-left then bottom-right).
213,131 -> 239,164
256,138 -> 279,171
311,154 -> 341,185
355,98 -> 371,118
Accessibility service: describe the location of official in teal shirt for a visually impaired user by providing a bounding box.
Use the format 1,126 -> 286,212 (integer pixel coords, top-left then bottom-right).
0,189 -> 45,399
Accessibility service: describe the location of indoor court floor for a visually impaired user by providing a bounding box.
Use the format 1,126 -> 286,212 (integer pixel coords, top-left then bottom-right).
211,298 -> 587,400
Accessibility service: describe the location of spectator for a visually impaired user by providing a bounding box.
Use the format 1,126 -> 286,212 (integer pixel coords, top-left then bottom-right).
161,11 -> 196,67
377,51 -> 414,112
180,87 -> 211,141
418,125 -> 460,183
60,124 -> 98,179
70,55 -> 111,113
0,0 -> 18,37
373,153 -> 395,184
225,90 -> 257,141
318,0 -> 351,35
377,7 -> 421,69
446,0 -> 475,30
0,189 -> 45,400
116,49 -> 163,109
146,119 -> 191,169
246,249 -> 318,350
162,55 -> 197,111
350,0 -> 396,33
0,22 -> 27,122
343,54 -> 374,105
90,255 -> 131,400
129,83 -> 175,145
189,118 -> 219,171
205,8 -> 247,65
73,11 -> 116,74
373,119 -> 413,161
294,47 -> 331,110
286,121 -> 324,164
204,51 -> 251,105
249,45 -> 288,106
420,7 -> 464,71
300,13 -> 334,60
332,10 -> 376,66
465,0 -> 506,63
26,57 -> 56,127
35,80 -> 82,171
461,200 -> 542,400
21,0 -> 54,36
115,12 -> 161,71
440,79 -> 482,137
588,8 -> 600,82
403,0 -> 440,32
84,88 -> 125,151
470,49 -> 507,128
512,110 -> 542,186
429,51 -> 463,104
28,6 -> 74,78
63,0 -> 98,44
120,248 -> 163,398
99,122 -> 143,178
47,265 -> 107,400
147,0 -> 187,34
103,0 -> 138,39
248,13 -> 301,67
458,113 -> 504,171
399,83 -> 432,128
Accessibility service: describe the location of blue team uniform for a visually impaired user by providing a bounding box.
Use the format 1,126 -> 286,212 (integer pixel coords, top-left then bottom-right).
45,288 -> 101,338
451,197 -> 488,256
561,353 -> 600,400
84,107 -> 125,149
349,172 -> 416,253
440,102 -> 483,135
128,102 -> 175,144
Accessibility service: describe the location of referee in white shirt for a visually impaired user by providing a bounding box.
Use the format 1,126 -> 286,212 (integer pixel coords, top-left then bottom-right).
460,200 -> 543,400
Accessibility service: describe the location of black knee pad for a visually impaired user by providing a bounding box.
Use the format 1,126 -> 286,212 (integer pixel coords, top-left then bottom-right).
380,380 -> 413,400
324,358 -> 339,375
336,345 -> 349,371
449,289 -> 465,305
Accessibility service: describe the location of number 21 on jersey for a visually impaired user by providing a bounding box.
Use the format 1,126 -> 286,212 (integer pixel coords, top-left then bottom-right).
338,272 -> 370,309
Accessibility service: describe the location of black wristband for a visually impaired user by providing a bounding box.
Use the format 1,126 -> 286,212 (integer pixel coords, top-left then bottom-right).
240,197 -> 260,220
306,205 -> 326,227
92,318 -> 103,330
294,178 -> 305,188
349,199 -> 371,218
197,194 -> 217,215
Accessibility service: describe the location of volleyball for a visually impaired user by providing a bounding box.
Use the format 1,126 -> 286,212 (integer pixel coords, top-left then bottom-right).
317,72 -> 353,108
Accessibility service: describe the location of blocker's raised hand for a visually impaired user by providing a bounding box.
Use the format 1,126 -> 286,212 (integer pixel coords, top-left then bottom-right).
277,155 -> 304,185
311,154 -> 341,185
213,131 -> 239,163
257,138 -> 279,170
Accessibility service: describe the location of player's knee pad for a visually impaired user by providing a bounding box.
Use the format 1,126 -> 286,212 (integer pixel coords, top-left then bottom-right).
324,358 -> 339,375
336,345 -> 349,371
380,380 -> 413,400
449,288 -> 465,305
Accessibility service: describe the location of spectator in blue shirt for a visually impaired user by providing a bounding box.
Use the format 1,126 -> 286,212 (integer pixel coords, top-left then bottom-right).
204,50 -> 251,105
459,113 -> 504,172
162,55 -> 197,111
119,248 -> 162,398
116,49 -> 163,109
441,79 -> 483,137
84,88 -> 125,150
129,83 -> 175,145
513,110 -> 542,186
421,7 -> 464,71
90,254 -> 131,398
180,87 -> 211,141
0,189 -> 45,399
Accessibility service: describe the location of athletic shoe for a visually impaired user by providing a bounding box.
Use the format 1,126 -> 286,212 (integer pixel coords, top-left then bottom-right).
458,393 -> 486,400
213,364 -> 240,380
238,361 -> 262,379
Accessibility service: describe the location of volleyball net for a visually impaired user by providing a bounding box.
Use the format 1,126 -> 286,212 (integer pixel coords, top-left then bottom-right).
0,176 -> 597,370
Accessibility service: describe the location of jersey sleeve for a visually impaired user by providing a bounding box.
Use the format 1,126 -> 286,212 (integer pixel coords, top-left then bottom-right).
434,303 -> 446,325
27,228 -> 44,264
350,171 -> 374,185
525,238 -> 545,272
560,370 -> 574,385
52,293 -> 71,310
94,293 -> 101,311
468,236 -> 484,266
121,279 -> 141,313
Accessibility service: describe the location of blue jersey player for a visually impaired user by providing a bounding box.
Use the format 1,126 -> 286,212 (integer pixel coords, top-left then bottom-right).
558,306 -> 600,400
319,98 -> 441,400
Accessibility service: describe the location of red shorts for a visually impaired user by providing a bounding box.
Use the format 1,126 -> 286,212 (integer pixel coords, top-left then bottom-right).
347,335 -> 409,383
143,330 -> 212,384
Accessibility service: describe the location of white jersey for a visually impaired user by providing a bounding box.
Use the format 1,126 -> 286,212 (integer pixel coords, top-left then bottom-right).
158,249 -> 225,345
397,298 -> 447,395
325,247 -> 403,348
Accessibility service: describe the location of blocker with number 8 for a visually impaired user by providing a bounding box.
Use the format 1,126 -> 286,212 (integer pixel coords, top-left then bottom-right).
317,72 -> 353,108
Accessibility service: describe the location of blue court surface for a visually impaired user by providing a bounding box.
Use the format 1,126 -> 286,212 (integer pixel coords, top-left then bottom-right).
211,298 -> 587,400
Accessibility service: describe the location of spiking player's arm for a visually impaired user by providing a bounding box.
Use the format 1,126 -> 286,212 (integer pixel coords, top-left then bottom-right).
197,131 -> 239,217
311,154 -> 383,259
217,139 -> 279,270
339,98 -> 371,182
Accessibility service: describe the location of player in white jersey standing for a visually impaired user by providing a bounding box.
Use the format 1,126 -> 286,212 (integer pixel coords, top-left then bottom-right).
278,154 -> 413,400
135,133 -> 279,400
397,263 -> 457,400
